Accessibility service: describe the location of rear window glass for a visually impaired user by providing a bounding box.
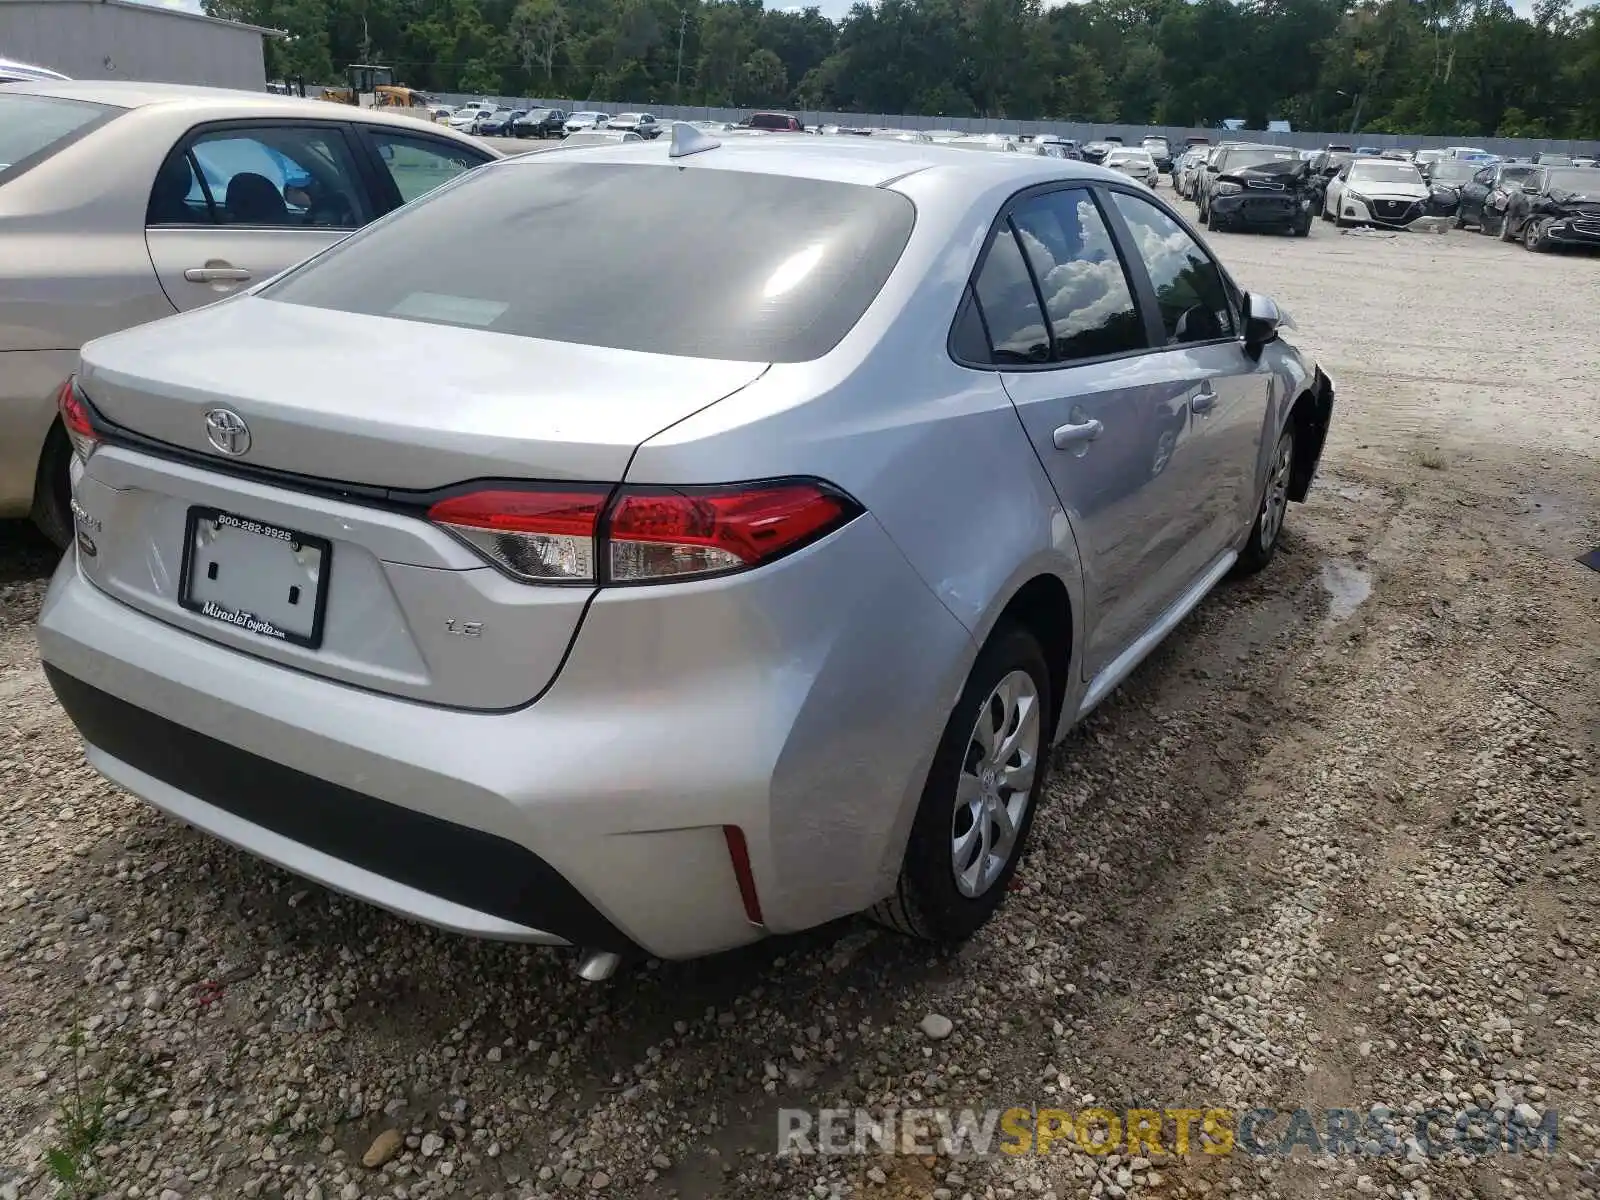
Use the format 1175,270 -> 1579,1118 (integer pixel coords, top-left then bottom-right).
0,94 -> 118,180
264,161 -> 916,362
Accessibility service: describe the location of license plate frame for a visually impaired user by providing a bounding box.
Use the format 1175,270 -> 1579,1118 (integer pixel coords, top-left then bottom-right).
178,506 -> 332,650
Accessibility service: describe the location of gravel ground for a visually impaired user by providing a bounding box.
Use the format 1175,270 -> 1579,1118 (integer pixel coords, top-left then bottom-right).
1,224 -> 1596,1200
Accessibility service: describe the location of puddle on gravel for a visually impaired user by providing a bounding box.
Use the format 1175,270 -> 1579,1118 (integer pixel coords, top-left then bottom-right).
1320,559 -> 1373,623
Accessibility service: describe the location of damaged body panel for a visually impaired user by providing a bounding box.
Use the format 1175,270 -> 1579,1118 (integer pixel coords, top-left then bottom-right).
1202,148 -> 1314,236
1501,167 -> 1600,252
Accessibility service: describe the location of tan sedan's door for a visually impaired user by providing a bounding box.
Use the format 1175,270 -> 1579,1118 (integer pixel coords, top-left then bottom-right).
144,122 -> 373,312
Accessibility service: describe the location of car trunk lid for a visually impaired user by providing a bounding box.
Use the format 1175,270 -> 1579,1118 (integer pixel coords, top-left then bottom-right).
72,298 -> 767,709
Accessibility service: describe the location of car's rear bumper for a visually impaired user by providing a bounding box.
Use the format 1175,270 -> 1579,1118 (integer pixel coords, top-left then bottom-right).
37,509 -> 971,959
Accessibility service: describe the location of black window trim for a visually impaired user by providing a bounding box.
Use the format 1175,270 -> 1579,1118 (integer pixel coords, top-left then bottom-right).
345,122 -> 495,214
948,178 -> 1246,374
1096,180 -> 1244,352
145,118 -> 376,233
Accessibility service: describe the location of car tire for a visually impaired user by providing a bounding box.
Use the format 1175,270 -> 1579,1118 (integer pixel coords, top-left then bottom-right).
1232,426 -> 1294,579
1500,214 -> 1518,242
1479,213 -> 1497,236
30,419 -> 73,550
870,622 -> 1051,943
1206,207 -> 1224,232
1523,219 -> 1546,252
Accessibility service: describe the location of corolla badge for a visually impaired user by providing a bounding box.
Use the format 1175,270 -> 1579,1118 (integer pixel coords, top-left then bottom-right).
203,408 -> 251,457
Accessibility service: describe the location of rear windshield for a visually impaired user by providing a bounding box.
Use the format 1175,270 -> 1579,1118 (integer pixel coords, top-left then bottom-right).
1223,148 -> 1299,170
1348,162 -> 1423,185
265,161 -> 916,362
0,93 -> 118,181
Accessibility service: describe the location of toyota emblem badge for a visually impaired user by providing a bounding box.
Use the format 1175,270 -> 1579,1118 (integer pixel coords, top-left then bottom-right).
203,408 -> 252,457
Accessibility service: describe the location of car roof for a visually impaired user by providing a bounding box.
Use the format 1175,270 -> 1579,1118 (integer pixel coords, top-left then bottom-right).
498,133 -> 1136,191
1,79 -> 498,144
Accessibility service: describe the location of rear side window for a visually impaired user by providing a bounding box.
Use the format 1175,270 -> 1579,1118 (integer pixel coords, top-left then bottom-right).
264,162 -> 916,363
148,126 -> 372,228
0,94 -> 119,183
972,227 -> 1050,364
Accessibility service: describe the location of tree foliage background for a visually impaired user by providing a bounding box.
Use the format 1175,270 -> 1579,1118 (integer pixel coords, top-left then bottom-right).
203,0 -> 1600,137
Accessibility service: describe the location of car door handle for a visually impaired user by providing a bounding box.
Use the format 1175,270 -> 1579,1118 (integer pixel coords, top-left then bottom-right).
1190,386 -> 1218,415
1052,418 -> 1104,449
183,266 -> 251,283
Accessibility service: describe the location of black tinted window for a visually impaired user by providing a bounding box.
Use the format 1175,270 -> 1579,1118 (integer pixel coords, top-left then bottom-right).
265,162 -> 915,363
972,226 -> 1049,364
1010,188 -> 1145,362
1110,191 -> 1235,344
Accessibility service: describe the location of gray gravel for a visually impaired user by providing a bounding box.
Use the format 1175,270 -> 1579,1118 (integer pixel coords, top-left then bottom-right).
1,227 -> 1596,1200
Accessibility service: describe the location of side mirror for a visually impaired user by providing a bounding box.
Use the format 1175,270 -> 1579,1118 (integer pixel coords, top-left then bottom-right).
1243,293 -> 1284,356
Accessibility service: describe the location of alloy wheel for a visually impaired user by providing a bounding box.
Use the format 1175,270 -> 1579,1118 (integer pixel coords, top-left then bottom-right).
951,669 -> 1041,899
1259,433 -> 1294,551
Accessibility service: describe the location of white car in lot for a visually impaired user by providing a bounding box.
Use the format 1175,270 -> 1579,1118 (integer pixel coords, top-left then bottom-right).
447,101 -> 495,131
563,111 -> 610,135
1323,157 -> 1446,231
1104,148 -> 1160,188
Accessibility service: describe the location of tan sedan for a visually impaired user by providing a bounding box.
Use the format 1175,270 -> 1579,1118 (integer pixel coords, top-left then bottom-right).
0,80 -> 498,543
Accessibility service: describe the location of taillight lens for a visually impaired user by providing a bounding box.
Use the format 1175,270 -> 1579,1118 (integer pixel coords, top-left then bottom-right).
58,376 -> 99,461
608,482 -> 857,582
428,487 -> 607,582
428,478 -> 860,585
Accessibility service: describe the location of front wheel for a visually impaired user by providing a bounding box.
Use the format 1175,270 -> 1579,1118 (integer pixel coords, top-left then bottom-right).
1232,426 -> 1294,578
1523,219 -> 1547,252
871,624 -> 1051,942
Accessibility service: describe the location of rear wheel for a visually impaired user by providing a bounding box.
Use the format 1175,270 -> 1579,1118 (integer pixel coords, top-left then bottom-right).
30,420 -> 73,550
871,624 -> 1050,942
1232,426 -> 1294,578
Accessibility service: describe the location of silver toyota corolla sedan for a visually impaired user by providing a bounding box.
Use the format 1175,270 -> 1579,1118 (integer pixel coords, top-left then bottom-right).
38,128 -> 1334,975
0,80 -> 496,545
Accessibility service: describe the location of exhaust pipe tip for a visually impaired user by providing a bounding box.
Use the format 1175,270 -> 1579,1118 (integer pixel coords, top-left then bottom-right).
575,949 -> 622,982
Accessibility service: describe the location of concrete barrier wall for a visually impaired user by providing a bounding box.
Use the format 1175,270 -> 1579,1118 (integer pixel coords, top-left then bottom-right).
434,94 -> 1600,157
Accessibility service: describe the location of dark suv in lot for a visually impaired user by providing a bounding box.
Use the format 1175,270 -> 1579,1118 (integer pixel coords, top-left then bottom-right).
512,108 -> 568,139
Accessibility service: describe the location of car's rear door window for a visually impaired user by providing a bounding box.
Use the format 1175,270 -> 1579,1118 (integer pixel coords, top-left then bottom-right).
0,94 -> 120,183
148,125 -> 372,228
1108,190 -> 1236,344
263,161 -> 916,363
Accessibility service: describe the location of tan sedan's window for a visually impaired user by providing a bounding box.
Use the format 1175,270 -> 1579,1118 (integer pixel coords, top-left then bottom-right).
147,127 -> 370,229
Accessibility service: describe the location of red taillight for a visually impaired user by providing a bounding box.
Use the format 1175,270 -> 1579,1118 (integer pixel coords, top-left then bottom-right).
57,376 -> 99,460
607,482 -> 855,582
723,825 -> 764,925
428,487 -> 607,582
428,478 -> 860,585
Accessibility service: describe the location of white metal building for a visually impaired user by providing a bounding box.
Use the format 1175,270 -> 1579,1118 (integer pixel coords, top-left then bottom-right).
0,0 -> 278,91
